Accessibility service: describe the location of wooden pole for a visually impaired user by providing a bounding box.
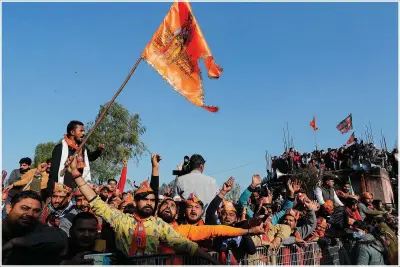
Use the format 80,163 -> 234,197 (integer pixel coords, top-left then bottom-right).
60,56 -> 143,176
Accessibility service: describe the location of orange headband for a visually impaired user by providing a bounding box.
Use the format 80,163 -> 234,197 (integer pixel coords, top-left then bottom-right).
186,193 -> 203,206
285,209 -> 300,221
54,182 -> 71,194
222,200 -> 237,212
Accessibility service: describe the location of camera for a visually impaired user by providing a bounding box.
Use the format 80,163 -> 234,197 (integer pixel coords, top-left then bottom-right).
172,156 -> 191,177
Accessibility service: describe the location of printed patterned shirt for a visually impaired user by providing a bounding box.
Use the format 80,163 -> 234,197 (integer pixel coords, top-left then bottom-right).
89,196 -> 198,256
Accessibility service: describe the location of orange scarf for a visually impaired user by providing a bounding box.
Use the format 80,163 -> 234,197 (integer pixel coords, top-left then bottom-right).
128,213 -> 150,256
64,135 -> 86,169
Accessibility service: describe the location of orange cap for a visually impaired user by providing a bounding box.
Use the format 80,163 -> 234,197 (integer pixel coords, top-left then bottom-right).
186,193 -> 203,206
134,180 -> 154,196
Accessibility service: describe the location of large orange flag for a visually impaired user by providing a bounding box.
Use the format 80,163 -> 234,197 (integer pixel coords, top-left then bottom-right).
142,1 -> 222,112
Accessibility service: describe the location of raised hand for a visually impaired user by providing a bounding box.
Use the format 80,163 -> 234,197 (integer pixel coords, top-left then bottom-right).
251,174 -> 262,189
151,153 -> 162,168
292,179 -> 302,193
305,200 -> 320,211
249,223 -> 266,235
222,177 -> 234,193
67,156 -> 78,175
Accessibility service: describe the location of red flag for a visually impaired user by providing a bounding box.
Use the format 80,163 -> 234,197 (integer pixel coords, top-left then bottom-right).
117,162 -> 127,193
310,116 -> 318,131
347,132 -> 355,145
142,1 -> 222,112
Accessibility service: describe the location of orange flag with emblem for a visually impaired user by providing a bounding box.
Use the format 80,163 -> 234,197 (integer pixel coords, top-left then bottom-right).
142,1 -> 222,112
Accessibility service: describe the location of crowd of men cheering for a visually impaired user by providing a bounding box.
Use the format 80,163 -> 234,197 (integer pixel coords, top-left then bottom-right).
1,121 -> 398,265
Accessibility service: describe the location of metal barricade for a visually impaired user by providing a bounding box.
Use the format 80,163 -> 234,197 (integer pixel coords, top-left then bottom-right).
240,240 -> 341,265
128,251 -> 218,265
127,241 -> 341,265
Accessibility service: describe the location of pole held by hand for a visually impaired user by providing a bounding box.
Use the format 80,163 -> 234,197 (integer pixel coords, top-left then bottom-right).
60,57 -> 143,177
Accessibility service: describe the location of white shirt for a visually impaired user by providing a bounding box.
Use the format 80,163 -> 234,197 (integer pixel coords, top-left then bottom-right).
173,170 -> 220,211
314,186 -> 344,206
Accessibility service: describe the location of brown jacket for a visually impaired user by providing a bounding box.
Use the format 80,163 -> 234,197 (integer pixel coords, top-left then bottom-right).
13,169 -> 49,190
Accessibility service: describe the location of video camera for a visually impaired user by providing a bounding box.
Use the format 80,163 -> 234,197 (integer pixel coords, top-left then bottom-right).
172,156 -> 191,177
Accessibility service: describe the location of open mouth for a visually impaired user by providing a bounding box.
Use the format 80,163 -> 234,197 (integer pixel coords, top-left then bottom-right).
163,209 -> 171,215
190,212 -> 197,216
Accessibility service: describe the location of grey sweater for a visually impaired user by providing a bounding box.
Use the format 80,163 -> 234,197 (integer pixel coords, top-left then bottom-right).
282,210 -> 317,245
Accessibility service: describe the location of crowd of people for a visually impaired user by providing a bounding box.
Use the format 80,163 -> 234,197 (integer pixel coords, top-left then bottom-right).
1,121 -> 398,265
270,140 -> 398,176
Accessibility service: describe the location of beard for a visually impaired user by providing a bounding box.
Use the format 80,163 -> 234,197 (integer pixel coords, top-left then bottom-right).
186,216 -> 202,225
20,168 -> 30,174
75,137 -> 83,144
159,212 -> 175,223
137,206 -> 154,218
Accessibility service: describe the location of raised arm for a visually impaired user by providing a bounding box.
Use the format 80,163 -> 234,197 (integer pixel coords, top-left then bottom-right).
87,144 -> 104,162
205,177 -> 234,225
239,174 -> 262,219
66,156 -> 131,231
150,153 -> 161,212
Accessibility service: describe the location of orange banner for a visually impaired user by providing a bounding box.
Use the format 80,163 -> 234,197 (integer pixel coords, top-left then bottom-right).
142,1 -> 222,112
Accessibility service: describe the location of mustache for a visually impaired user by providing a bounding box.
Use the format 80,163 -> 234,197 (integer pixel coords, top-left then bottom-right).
143,205 -> 153,210
20,215 -> 35,222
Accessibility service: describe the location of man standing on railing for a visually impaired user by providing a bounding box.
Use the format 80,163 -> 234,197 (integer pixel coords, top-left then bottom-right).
47,120 -> 104,198
66,155 -> 218,264
314,175 -> 344,207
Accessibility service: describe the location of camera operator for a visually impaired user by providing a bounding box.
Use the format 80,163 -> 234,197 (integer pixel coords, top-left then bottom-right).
173,154 -> 219,216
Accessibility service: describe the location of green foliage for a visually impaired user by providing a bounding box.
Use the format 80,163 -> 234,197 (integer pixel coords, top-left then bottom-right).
33,142 -> 56,167
225,183 -> 241,203
85,102 -> 147,185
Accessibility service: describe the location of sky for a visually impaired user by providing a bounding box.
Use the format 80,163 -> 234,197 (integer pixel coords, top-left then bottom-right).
2,2 -> 398,191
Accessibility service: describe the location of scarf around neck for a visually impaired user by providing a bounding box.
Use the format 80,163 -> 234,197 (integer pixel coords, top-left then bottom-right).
129,213 -> 151,256
63,135 -> 86,169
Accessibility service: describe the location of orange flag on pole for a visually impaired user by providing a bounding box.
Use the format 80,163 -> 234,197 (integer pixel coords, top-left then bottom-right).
142,1 -> 222,112
310,116 -> 318,131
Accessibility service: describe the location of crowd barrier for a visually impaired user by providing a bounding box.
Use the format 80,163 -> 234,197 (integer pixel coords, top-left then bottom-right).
128,239 -> 342,265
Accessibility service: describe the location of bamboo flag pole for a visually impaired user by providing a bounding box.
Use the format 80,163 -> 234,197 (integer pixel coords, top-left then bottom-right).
60,57 -> 143,176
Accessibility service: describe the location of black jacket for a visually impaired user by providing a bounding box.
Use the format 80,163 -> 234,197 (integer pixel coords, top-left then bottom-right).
2,221 -> 68,265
